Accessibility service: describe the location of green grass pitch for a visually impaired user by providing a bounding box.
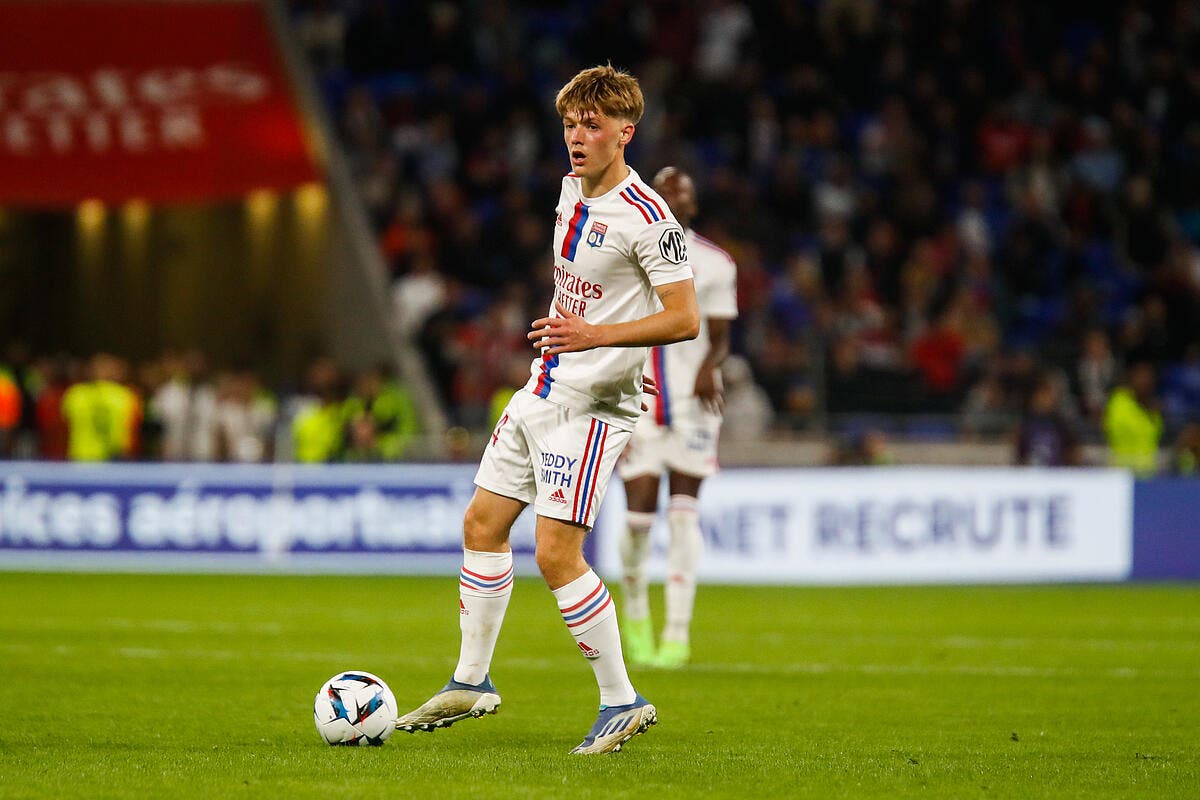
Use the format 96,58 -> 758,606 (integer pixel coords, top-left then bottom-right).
0,572 -> 1196,799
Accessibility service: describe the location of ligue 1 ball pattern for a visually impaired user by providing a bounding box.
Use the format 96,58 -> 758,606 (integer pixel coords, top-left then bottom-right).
314,671 -> 398,746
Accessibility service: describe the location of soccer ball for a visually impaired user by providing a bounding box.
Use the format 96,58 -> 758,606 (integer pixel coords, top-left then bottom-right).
313,671 -> 398,746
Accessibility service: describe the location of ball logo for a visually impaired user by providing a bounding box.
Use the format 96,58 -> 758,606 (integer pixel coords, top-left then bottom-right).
658,228 -> 687,264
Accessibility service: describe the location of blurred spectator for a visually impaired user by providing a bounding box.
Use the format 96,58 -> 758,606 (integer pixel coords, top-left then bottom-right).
1172,422 -> 1200,476
152,349 -> 218,462
909,306 -> 967,411
1161,342 -> 1200,426
1015,372 -> 1081,466
1076,328 -> 1118,422
293,0 -> 345,72
292,357 -> 349,463
32,356 -> 72,460
214,370 -> 277,463
1103,361 -> 1163,476
0,363 -> 19,457
342,364 -> 419,461
61,354 -> 142,461
960,366 -> 1013,440
829,428 -> 894,466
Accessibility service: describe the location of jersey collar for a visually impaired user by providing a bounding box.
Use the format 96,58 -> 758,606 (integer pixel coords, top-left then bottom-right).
581,166 -> 639,204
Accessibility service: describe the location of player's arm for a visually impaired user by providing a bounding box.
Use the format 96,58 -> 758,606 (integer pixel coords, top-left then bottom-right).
694,316 -> 733,413
528,278 -> 699,356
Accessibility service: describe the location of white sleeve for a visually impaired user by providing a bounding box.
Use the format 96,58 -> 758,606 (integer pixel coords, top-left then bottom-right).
631,221 -> 693,286
704,254 -> 739,320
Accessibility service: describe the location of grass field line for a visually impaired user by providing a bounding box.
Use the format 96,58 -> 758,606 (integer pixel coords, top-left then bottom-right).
7,639 -> 1197,681
728,631 -> 1200,651
13,615 -> 1198,652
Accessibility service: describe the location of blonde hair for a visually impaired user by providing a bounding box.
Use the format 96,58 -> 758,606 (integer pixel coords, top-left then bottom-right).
555,64 -> 644,124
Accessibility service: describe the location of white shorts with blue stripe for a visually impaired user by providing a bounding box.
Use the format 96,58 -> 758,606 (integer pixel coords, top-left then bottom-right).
475,390 -> 632,529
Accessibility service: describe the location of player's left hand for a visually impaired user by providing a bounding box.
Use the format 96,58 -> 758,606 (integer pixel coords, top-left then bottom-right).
694,366 -> 724,414
529,301 -> 603,355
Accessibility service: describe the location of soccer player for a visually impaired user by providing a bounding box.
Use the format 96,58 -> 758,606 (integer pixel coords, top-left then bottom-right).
617,167 -> 738,669
394,64 -> 699,755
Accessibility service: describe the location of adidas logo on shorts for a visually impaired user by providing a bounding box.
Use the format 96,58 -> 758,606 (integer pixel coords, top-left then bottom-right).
550,488 -> 567,504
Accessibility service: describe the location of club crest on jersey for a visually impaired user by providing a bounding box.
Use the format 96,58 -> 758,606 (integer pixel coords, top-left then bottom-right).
587,220 -> 607,248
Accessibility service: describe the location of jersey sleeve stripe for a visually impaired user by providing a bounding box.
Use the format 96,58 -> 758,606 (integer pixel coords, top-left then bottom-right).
629,183 -> 665,219
619,190 -> 653,224
626,186 -> 662,221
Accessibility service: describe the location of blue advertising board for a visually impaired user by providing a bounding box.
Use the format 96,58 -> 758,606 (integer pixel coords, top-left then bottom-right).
0,462 -> 556,573
0,462 -> 1194,582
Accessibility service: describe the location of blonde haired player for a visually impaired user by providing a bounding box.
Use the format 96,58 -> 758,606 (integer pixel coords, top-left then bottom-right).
617,167 -> 738,669
395,64 -> 698,755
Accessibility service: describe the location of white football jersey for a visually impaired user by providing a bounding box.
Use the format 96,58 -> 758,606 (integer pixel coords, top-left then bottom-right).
527,168 -> 693,429
647,229 -> 738,426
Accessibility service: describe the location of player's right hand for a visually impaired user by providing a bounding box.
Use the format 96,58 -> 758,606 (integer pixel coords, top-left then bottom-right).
694,366 -> 723,414
640,374 -> 659,411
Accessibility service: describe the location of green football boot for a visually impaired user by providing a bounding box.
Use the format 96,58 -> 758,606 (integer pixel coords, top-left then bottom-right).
621,616 -> 656,666
655,639 -> 690,669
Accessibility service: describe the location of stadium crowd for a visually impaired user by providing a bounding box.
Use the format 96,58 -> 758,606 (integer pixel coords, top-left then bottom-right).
286,0 -> 1200,470
0,346 -> 426,465
5,1 -> 1200,475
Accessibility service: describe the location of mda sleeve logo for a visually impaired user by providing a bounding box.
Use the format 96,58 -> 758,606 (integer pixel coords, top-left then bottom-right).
658,227 -> 687,264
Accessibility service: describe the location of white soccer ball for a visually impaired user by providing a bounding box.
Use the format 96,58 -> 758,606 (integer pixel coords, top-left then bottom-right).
313,671 -> 398,746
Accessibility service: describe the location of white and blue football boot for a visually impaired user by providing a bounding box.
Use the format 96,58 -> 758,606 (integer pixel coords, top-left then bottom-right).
569,694 -> 657,754
394,674 -> 501,732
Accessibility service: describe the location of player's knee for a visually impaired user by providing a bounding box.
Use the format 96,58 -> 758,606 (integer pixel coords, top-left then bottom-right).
462,503 -> 503,551
534,540 -> 581,585
534,544 -> 561,579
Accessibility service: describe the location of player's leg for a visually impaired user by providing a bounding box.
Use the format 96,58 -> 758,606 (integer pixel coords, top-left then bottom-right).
528,406 -> 654,753
616,417 -> 663,664
536,515 -> 656,754
398,398 -> 535,732
396,488 -> 524,731
658,470 -> 704,667
537,516 -> 632,704
455,488 -> 524,684
619,466 -> 660,665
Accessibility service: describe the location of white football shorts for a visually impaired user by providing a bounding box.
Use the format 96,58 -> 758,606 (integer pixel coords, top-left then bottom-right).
475,390 -> 632,529
617,398 -> 722,480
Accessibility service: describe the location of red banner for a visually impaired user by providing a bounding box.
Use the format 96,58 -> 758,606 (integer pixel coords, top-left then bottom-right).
0,1 -> 319,206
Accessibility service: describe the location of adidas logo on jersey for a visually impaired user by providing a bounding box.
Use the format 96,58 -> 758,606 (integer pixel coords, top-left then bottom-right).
577,640 -> 600,658
550,488 -> 567,504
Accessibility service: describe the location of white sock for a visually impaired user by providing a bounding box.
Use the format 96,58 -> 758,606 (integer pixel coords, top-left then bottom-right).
453,548 -> 514,685
554,569 -> 636,707
619,510 -> 656,620
664,495 -> 701,644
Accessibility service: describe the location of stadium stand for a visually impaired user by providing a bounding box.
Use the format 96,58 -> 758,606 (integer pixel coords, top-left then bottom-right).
3,0 -> 1200,472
